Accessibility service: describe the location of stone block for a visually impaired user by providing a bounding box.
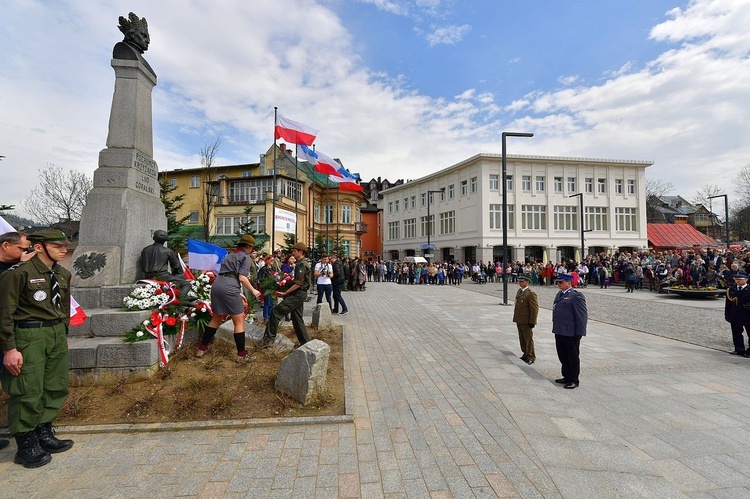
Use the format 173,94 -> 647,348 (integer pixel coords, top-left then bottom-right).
69,246 -> 122,287
96,337 -> 158,368
68,337 -> 100,369
88,309 -> 151,337
312,304 -> 333,329
71,287 -> 102,310
217,320 -> 265,346
101,286 -> 134,308
275,339 -> 330,404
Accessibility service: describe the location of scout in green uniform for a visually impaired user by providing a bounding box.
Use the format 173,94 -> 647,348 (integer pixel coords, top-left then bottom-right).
0,229 -> 74,468
262,242 -> 311,347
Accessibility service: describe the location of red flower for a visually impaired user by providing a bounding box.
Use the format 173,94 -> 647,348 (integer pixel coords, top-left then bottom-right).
173,299 -> 181,305
165,316 -> 177,327
155,288 -> 163,295
150,311 -> 162,326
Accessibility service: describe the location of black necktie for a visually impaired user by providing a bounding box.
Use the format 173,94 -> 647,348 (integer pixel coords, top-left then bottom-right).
50,272 -> 62,308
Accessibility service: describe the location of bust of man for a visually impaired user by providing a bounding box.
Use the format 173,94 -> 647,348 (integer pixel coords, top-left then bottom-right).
113,12 -> 155,76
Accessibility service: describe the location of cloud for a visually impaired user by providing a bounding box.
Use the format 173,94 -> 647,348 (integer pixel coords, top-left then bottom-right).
359,0 -> 409,16
557,75 -> 580,86
425,24 -> 471,46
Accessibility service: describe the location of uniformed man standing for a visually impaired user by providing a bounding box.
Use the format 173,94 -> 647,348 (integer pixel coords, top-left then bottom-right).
262,242 -> 311,347
725,270 -> 750,357
0,229 -> 74,468
552,273 -> 588,389
513,274 -> 539,364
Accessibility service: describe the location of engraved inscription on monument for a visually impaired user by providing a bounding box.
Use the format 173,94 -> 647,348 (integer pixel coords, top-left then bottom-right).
131,151 -> 159,196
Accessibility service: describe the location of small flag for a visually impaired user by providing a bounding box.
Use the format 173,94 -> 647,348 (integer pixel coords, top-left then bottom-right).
178,253 -> 196,280
0,215 -> 15,235
70,296 -> 87,327
187,238 -> 228,273
275,115 -> 318,146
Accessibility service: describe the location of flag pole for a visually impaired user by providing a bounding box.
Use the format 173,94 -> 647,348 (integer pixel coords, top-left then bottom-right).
272,106 -> 278,251
294,144 -> 299,247
311,145 -> 316,256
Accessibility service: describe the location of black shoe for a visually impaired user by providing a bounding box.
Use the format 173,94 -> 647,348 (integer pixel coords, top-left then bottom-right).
555,378 -> 567,384
523,358 -> 535,365
564,382 -> 579,389
35,423 -> 73,454
340,310 -> 349,315
13,432 -> 52,468
730,351 -> 746,356
331,311 -> 339,314
0,439 -> 8,450
258,336 -> 275,349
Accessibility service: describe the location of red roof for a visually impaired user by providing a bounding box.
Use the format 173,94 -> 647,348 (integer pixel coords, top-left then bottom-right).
647,223 -> 717,249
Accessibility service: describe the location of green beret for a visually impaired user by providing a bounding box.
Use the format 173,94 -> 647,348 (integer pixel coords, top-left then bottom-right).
518,274 -> 531,282
27,228 -> 70,244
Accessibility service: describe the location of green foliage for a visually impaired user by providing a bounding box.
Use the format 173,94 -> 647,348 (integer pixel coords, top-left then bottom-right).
159,178 -> 190,251
0,204 -> 13,212
314,233 -> 327,260
280,233 -> 297,257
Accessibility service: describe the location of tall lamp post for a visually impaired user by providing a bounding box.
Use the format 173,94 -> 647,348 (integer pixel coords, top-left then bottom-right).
502,132 -> 534,306
568,193 -> 593,263
708,194 -> 730,248
426,189 -> 444,263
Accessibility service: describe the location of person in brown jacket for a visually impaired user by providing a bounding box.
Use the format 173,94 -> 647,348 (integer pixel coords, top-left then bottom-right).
513,274 -> 539,364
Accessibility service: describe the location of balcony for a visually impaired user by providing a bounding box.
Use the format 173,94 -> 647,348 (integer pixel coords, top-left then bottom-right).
212,196 -> 266,206
355,222 -> 368,235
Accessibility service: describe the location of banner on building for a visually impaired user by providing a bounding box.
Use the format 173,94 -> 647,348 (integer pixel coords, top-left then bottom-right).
274,208 -> 297,234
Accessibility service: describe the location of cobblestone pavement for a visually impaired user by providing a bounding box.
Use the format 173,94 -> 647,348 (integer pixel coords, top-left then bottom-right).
2,281 -> 750,498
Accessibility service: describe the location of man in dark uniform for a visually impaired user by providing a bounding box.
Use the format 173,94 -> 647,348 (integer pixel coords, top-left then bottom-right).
513,274 -> 539,364
140,230 -> 192,301
552,274 -> 588,389
262,242 -> 312,347
725,270 -> 750,356
0,229 -> 74,468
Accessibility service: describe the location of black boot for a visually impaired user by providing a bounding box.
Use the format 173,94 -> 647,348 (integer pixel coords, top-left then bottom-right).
14,432 -> 52,468
0,438 -> 8,450
35,423 -> 74,454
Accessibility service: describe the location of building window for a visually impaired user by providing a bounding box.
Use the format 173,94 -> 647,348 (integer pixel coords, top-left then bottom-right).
597,178 -> 606,193
404,198 -> 409,211
215,215 -> 266,235
585,206 -> 608,231
554,177 -> 563,193
615,207 -> 637,231
394,200 -> 399,213
553,205 -> 578,231
489,204 -> 514,230
448,184 -> 455,199
170,177 -> 177,188
585,178 -> 593,193
341,240 -> 351,257
324,205 -> 334,223
421,193 -> 426,206
627,179 -> 635,195
388,221 -> 400,240
388,202 -> 393,214
461,180 -> 468,196
341,205 -> 352,224
615,179 -> 623,194
489,174 -> 499,190
521,205 -> 546,230
404,218 -> 416,238
190,176 -> 200,188
440,189 -> 446,201
241,171 -> 252,177
535,176 -> 545,192
567,177 -> 576,193
228,179 -> 273,203
522,176 -> 531,192
314,204 -> 320,223
439,211 -> 455,234
410,196 -> 416,209
506,175 -> 513,191
420,215 -> 435,237
188,210 -> 199,224
284,180 -> 302,202
470,177 -> 477,193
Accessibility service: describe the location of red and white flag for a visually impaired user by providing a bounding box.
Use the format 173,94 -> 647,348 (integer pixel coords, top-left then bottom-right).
70,296 -> 87,327
275,115 -> 318,146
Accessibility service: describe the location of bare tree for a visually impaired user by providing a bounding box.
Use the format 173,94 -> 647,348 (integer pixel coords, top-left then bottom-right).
23,165 -> 92,234
735,162 -> 750,202
692,184 -> 724,207
199,138 -> 221,241
645,178 -> 675,223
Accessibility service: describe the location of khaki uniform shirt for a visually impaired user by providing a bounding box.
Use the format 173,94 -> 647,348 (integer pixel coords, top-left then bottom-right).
293,258 -> 312,293
0,255 -> 71,351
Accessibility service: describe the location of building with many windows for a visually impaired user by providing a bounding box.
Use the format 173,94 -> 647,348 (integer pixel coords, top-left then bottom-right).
381,153 -> 652,264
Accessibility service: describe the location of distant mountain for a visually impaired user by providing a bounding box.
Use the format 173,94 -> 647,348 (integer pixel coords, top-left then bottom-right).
0,212 -> 37,229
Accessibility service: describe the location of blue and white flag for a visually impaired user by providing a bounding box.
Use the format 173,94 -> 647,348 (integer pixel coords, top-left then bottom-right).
187,238 -> 227,272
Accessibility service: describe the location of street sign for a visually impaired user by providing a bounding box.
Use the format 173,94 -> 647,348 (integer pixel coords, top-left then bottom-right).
424,253 -> 435,258
420,243 -> 436,249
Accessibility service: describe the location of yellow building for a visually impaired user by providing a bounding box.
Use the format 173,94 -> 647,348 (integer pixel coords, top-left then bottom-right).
159,143 -> 366,256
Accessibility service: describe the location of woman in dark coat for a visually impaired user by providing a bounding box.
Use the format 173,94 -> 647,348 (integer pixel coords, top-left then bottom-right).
195,235 -> 262,363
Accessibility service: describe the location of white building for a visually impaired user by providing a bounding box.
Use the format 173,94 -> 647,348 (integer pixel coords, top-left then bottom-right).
381,153 -> 652,264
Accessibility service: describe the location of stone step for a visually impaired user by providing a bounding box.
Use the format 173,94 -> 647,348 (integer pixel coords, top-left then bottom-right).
73,285 -> 133,309
68,336 -> 157,369
69,308 -> 151,337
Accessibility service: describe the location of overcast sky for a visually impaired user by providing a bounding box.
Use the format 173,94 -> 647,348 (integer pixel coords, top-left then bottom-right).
2,0 -> 749,220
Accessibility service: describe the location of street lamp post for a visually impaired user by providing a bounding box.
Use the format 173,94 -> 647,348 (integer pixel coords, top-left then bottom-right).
708,194 -> 730,248
502,132 -> 534,306
568,193 -> 593,263
426,189 -> 444,263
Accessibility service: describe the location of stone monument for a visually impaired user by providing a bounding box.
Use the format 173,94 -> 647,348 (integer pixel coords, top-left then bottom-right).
71,11 -> 167,304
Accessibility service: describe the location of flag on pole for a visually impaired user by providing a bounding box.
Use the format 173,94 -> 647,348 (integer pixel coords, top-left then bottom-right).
0,215 -> 15,235
178,253 -> 196,280
328,165 -> 364,192
297,145 -> 343,177
275,115 -> 318,146
70,296 -> 87,327
187,238 -> 228,272
297,144 -> 319,165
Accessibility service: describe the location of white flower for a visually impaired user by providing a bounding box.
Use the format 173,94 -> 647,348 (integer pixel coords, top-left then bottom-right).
190,313 -> 196,318
136,331 -> 144,337
143,320 -> 149,325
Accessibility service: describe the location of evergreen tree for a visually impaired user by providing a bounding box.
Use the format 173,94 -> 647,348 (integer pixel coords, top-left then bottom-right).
159,178 -> 191,251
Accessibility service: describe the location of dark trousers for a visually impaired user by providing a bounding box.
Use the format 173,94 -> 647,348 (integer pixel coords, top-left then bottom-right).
555,334 -> 582,383
316,283 -> 333,310
730,322 -> 750,354
516,324 -> 535,361
332,282 -> 347,313
265,290 -> 309,345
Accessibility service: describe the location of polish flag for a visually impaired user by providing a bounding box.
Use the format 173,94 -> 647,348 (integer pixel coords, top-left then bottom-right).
328,166 -> 364,192
70,296 -> 87,327
314,150 -> 345,177
178,253 -> 196,280
275,115 -> 318,146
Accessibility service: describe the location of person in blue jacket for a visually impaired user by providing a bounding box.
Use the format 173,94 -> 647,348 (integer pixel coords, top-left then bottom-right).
552,274 -> 588,389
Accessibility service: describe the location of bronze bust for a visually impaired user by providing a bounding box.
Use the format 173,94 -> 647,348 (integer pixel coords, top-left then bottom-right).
113,12 -> 155,76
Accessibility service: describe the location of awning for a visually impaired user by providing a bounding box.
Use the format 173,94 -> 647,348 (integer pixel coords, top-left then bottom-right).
647,223 -> 717,248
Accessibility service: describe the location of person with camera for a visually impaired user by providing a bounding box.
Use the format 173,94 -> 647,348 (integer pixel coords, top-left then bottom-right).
330,254 -> 349,315
314,254 -> 334,312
